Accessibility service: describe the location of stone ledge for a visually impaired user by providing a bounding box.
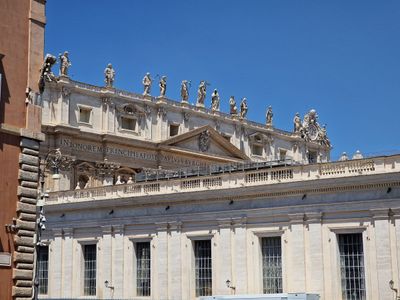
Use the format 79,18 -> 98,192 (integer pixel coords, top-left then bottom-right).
17,246 -> 34,254
14,236 -> 34,247
17,229 -> 35,237
13,252 -> 34,264
18,170 -> 38,182
21,148 -> 39,156
17,202 -> 36,214
12,269 -> 33,280
18,154 -> 39,167
15,280 -> 33,287
21,164 -> 39,172
17,186 -> 38,198
21,181 -> 38,189
12,286 -> 32,297
19,197 -> 37,205
16,220 -> 36,232
18,212 -> 37,222
15,263 -> 34,270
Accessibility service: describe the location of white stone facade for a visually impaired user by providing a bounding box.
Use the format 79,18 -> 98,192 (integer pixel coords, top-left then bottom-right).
41,154 -> 400,300
39,78 -> 400,300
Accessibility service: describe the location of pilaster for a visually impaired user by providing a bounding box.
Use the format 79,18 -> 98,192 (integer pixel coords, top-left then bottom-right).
101,225 -> 113,299
62,228 -> 73,297
232,217 -> 247,294
287,213 -> 306,293
370,208 -> 392,299
216,218 -> 233,295
112,225 -> 124,299
168,221 -> 182,300
51,228 -> 63,297
156,222 -> 168,300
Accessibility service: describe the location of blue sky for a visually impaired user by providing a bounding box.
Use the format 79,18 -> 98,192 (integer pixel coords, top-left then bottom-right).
45,1 -> 400,160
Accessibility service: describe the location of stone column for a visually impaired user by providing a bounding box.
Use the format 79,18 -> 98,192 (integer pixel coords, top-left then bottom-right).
233,217 -> 247,294
168,222 -> 182,300
112,225 -> 124,299
156,222 -> 169,300
216,219 -> 233,295
50,228 -> 63,297
62,228 -> 74,297
304,212 -> 324,297
287,213 -> 306,293
101,225 -> 113,299
371,209 -> 393,299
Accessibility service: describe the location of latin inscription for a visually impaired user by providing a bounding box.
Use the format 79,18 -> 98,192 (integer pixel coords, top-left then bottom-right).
59,138 -> 204,166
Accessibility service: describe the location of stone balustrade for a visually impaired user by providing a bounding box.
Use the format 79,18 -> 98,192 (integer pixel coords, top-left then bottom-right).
47,155 -> 400,204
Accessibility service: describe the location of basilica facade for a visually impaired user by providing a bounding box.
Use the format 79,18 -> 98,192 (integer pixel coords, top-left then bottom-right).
37,61 -> 400,300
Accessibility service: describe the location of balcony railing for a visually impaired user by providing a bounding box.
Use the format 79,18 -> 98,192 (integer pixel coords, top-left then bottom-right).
47,155 -> 400,205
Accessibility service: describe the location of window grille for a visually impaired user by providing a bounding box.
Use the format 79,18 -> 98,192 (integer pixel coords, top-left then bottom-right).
136,242 -> 151,296
338,233 -> 366,300
194,240 -> 212,297
261,236 -> 282,294
37,245 -> 49,295
83,244 -> 97,296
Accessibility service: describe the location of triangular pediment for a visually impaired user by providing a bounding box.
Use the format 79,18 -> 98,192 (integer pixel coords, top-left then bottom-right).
160,125 -> 248,160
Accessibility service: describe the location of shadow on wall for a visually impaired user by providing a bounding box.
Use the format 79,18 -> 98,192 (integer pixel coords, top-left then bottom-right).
0,54 -> 10,151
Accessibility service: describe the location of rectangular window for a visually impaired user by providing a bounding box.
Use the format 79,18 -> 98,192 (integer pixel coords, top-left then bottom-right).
79,107 -> 91,123
169,124 -> 179,137
261,236 -> 282,294
37,245 -> 49,295
121,117 -> 137,131
279,150 -> 287,161
83,244 -> 97,296
308,151 -> 317,163
338,233 -> 366,300
194,240 -> 212,297
136,242 -> 151,296
252,144 -> 263,156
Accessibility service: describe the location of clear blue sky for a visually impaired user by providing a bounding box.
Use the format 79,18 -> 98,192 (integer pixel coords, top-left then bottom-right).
45,1 -> 400,160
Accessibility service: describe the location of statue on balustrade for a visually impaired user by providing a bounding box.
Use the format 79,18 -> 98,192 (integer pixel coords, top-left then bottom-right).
142,72 -> 152,95
159,76 -> 167,97
181,80 -> 190,102
240,98 -> 248,119
104,63 -> 115,88
59,51 -> 71,76
211,89 -> 220,112
293,112 -> 302,133
229,96 -> 238,116
196,80 -> 207,106
265,106 -> 273,126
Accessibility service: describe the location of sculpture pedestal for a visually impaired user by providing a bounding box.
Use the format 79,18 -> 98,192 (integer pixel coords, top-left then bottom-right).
143,94 -> 152,101
196,103 -> 205,109
156,96 -> 167,104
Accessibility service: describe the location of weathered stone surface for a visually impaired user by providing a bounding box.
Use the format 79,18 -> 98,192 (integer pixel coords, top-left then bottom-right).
22,148 -> 39,156
17,246 -> 34,253
15,280 -> 33,287
19,197 -> 37,205
18,170 -> 38,182
15,298 -> 33,300
12,268 -> 33,280
19,154 -> 39,166
17,202 -> 37,214
21,181 -> 38,189
19,212 -> 37,222
21,164 -> 39,173
15,263 -> 34,270
16,219 -> 36,231
15,233 -> 35,245
13,252 -> 34,263
12,286 -> 32,297
17,186 -> 38,198
17,229 -> 35,237
20,138 -> 39,150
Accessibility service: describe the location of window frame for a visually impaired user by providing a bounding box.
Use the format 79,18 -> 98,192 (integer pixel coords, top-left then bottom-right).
119,115 -> 138,133
169,123 -> 180,137
37,245 -> 50,295
186,232 -> 215,299
328,226 -> 369,300
128,236 -> 154,298
252,230 -> 286,294
77,105 -> 93,126
77,240 -> 99,297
